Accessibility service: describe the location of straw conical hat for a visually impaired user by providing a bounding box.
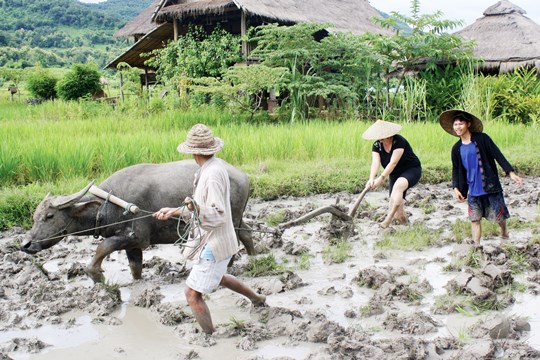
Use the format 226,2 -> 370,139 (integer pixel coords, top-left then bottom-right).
439,109 -> 483,136
177,124 -> 224,155
362,120 -> 402,140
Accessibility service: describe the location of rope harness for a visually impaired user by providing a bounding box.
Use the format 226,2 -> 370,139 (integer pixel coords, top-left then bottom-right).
31,196 -> 278,246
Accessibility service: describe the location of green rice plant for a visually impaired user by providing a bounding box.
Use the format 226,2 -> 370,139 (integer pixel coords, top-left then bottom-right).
455,305 -> 475,317
418,196 -> 436,215
322,239 -> 352,264
295,253 -> 311,270
100,279 -> 121,303
510,282 -> 528,293
375,223 -> 441,251
245,254 -> 286,277
455,327 -> 473,347
264,210 -> 287,227
501,243 -> 528,273
228,316 -> 247,334
432,294 -> 469,314
464,248 -> 484,269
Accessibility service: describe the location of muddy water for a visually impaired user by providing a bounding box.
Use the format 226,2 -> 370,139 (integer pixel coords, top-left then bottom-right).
1,178 -> 539,359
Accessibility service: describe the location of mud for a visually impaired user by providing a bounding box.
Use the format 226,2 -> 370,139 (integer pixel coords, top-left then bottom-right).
0,178 -> 539,359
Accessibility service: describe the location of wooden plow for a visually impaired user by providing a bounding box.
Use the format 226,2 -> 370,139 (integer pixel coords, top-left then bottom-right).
277,187 -> 369,230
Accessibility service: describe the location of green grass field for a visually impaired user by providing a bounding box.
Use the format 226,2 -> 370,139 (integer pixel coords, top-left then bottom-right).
1,97 -> 539,229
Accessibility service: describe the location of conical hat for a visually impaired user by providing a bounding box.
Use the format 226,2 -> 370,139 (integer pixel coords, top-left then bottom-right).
362,120 -> 402,140
439,109 -> 483,136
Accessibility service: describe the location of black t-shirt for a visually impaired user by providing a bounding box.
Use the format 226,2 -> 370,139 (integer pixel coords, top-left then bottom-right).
371,134 -> 421,177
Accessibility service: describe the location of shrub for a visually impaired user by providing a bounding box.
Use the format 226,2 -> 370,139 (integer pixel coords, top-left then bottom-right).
26,68 -> 58,100
56,63 -> 102,101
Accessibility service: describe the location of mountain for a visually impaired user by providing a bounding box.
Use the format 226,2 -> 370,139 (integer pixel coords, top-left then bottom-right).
0,0 -> 152,68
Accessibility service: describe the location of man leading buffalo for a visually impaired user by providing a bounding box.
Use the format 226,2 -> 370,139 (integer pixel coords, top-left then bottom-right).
154,123 -> 266,334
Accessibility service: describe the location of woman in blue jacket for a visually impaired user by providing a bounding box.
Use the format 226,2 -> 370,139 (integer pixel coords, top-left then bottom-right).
439,110 -> 523,246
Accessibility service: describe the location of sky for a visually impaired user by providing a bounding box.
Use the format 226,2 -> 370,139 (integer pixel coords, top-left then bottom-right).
368,0 -> 540,30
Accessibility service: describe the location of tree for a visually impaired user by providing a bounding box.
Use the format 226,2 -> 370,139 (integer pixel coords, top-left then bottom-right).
26,67 -> 58,100
366,0 -> 476,115
56,63 -> 102,101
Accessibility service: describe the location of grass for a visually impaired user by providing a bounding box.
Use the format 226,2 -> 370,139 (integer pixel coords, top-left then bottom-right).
1,98 -> 539,229
322,240 -> 352,264
374,223 -> 441,251
450,217 -> 530,243
295,254 -> 312,270
244,254 -> 286,277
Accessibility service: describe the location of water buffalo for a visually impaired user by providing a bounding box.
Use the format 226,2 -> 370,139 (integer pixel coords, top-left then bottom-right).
21,160 -> 254,282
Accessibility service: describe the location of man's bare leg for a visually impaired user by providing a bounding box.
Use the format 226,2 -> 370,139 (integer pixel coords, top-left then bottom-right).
499,219 -> 509,239
185,287 -> 215,334
220,274 -> 266,306
471,220 -> 482,246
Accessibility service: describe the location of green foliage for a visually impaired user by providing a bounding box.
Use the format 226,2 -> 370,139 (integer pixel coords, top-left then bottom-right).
250,23 -> 379,122
26,67 -> 58,100
0,184 -> 43,230
375,223 -> 441,250
56,63 -> 102,101
189,65 -> 289,121
147,25 -> 242,82
322,240 -> 352,264
245,254 -> 286,277
490,68 -> 540,124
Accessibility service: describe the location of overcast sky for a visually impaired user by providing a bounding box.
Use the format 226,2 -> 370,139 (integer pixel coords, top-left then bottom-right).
79,0 -> 540,31
369,0 -> 540,30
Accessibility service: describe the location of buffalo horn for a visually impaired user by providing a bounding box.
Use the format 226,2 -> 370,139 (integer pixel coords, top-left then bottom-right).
51,180 -> 96,209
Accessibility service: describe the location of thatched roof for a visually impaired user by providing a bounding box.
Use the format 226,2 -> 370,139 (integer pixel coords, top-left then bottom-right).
455,0 -> 540,73
107,23 -> 174,69
114,0 -> 162,38
154,0 -> 392,36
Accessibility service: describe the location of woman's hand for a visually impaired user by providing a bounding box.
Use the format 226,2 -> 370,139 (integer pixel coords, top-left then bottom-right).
453,188 -> 465,202
371,175 -> 385,190
365,179 -> 375,189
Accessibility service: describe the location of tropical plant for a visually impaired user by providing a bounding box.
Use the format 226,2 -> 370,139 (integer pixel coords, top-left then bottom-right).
56,63 -> 102,101
26,67 -> 58,100
146,25 -> 242,82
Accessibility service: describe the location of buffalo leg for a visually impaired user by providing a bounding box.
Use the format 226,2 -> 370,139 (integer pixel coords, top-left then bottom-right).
238,219 -> 255,255
87,236 -> 131,283
125,248 -> 143,280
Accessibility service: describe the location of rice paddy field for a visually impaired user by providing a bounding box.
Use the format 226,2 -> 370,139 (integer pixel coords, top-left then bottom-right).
1,96 -> 539,229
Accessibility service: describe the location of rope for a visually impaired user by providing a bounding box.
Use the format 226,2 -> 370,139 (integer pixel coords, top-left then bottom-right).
31,199 -> 278,245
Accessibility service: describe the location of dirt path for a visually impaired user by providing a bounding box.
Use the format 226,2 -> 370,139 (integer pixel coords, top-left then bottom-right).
1,178 -> 539,359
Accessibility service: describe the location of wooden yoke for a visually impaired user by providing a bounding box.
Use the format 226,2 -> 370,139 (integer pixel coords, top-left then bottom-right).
89,185 -> 140,214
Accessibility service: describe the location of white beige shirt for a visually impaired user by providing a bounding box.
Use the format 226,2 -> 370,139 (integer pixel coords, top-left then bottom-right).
192,157 -> 238,262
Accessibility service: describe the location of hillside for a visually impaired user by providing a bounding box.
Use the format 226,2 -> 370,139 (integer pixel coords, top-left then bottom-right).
0,0 -> 152,68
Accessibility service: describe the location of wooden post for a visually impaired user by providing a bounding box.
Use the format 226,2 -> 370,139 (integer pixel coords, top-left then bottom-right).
119,71 -> 125,104
145,68 -> 149,91
240,10 -> 247,60
173,16 -> 179,40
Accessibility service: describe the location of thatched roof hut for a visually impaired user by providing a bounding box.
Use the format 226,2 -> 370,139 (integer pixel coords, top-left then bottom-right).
153,0 -> 392,36
455,0 -> 540,73
107,0 -> 391,70
114,0 -> 162,40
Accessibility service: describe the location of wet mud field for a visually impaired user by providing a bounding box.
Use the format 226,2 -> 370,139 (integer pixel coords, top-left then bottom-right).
1,177 -> 539,360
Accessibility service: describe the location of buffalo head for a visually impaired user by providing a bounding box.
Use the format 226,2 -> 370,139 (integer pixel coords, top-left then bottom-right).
21,181 -> 96,254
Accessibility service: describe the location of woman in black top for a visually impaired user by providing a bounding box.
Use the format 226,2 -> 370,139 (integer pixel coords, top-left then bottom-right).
362,120 -> 422,228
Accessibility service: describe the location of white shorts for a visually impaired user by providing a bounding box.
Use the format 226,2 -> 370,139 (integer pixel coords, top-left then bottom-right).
186,256 -> 231,294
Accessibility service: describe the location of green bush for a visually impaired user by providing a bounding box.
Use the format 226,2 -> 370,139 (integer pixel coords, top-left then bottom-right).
56,63 -> 102,101
26,68 -> 58,100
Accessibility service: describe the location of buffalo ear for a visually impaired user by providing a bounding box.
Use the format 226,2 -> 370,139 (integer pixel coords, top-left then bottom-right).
50,180 -> 96,209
